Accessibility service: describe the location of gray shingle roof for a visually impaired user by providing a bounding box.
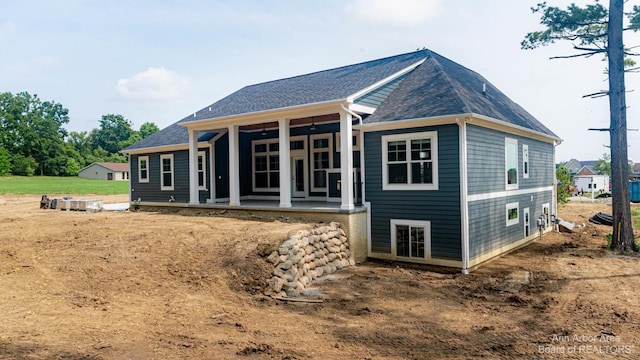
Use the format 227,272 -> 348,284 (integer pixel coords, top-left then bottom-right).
123,48 -> 557,152
364,50 -> 558,137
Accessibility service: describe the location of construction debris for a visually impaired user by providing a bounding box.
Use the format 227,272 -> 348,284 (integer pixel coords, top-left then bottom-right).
589,212 -> 614,226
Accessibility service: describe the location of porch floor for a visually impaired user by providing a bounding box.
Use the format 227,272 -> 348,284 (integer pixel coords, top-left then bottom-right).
140,199 -> 366,214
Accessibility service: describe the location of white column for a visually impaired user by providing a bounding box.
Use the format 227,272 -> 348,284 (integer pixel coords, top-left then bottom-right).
188,128 -> 199,205
339,111 -> 354,210
278,119 -> 291,208
228,125 -> 240,206
208,141 -> 216,203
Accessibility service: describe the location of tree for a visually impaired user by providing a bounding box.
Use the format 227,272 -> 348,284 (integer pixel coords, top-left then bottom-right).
556,165 -> 571,203
594,153 -> 612,176
91,114 -> 135,155
523,0 -> 638,252
0,147 -> 10,176
139,122 -> 160,139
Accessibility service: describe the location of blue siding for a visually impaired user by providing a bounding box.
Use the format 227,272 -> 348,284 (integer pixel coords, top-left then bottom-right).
467,125 -> 555,195
468,192 -> 552,259
364,124 -> 462,260
355,73 -> 409,108
130,149 -> 211,203
465,124 -> 555,261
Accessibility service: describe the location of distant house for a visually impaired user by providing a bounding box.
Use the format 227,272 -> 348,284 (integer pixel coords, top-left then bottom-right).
122,49 -> 560,272
78,162 -> 129,181
632,163 -> 640,181
575,174 -> 609,194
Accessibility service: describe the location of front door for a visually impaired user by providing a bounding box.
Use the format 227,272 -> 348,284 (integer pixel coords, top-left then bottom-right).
291,157 -> 305,197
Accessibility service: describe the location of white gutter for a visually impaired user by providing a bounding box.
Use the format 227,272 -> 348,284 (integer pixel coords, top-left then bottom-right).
456,117 -> 470,275
341,102 -> 363,125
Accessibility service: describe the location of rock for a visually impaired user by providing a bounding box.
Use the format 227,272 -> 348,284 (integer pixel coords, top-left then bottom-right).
305,245 -> 315,255
328,246 -> 341,253
285,287 -> 300,297
290,255 -> 302,264
283,273 -> 294,282
278,260 -> 293,270
318,241 -> 325,249
276,291 -> 287,298
302,263 -> 310,274
345,249 -> 351,257
320,233 -> 329,241
327,230 -> 339,239
334,259 -> 344,270
278,247 -> 289,256
327,253 -> 337,262
330,221 -> 340,229
322,248 -> 329,255
339,235 -> 348,243
308,261 -> 316,270
315,267 -> 324,277
295,281 -> 305,290
348,258 -> 355,266
272,267 -> 284,277
340,244 -> 346,252
267,251 -> 280,265
300,237 -> 309,247
338,229 -> 346,237
270,277 -> 284,292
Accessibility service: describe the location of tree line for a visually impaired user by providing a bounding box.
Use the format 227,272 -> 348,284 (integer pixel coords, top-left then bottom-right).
0,91 -> 159,176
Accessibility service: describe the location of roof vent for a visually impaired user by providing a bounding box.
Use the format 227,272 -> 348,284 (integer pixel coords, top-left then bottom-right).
482,83 -> 486,94
209,107 -> 212,111
193,112 -> 197,117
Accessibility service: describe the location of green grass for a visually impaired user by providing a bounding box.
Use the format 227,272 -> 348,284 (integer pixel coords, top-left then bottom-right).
0,176 -> 129,195
632,207 -> 640,229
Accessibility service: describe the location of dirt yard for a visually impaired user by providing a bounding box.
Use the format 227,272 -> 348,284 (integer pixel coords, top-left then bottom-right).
1,195 -> 639,359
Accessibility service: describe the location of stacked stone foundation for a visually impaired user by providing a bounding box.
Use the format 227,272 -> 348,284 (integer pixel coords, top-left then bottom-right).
265,222 -> 354,297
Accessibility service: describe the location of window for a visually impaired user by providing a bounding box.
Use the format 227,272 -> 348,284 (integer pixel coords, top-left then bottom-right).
522,144 -> 529,179
160,154 -> 174,191
391,219 -> 430,259
505,138 -> 518,190
311,134 -> 332,191
252,139 -> 279,190
197,151 -> 206,190
138,156 -> 149,183
336,131 -> 360,152
524,207 -> 530,237
382,131 -> 438,190
506,202 -> 519,227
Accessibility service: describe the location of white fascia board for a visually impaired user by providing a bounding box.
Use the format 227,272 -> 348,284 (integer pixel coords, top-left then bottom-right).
349,103 -> 376,114
346,58 -> 426,103
355,114 -> 461,132
177,100 -> 346,131
121,141 -> 210,155
469,113 -> 561,143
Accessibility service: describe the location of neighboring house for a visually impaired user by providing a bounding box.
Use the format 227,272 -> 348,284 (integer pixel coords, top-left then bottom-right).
631,163 -> 640,181
563,159 -> 582,175
122,49 -> 560,273
575,174 -> 609,193
576,165 -> 596,176
78,162 -> 129,181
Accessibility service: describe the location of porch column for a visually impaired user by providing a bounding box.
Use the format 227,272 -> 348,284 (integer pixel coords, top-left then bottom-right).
278,118 -> 291,208
228,125 -> 241,206
339,110 -> 354,210
188,128 -> 199,205
208,140 -> 216,203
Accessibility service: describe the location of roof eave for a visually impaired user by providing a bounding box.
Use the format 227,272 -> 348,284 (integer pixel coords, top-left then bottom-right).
178,99 -> 347,130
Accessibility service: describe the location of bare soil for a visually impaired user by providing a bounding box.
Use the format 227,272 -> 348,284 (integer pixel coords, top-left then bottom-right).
1,195 -> 639,359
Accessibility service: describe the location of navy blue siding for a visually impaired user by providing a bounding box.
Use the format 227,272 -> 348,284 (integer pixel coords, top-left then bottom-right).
364,124 -> 462,260
130,149 -> 211,203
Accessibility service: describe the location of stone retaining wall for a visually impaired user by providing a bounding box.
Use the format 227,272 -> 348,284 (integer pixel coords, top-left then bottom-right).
265,222 -> 354,297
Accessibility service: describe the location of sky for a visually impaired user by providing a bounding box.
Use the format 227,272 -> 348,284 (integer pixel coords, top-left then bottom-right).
2,0 -> 640,163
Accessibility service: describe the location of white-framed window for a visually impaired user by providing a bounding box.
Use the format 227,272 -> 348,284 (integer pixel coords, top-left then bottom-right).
310,134 -> 332,191
505,138 -> 518,190
522,144 -> 529,179
542,203 -> 550,228
382,131 -> 438,191
138,156 -> 149,183
506,202 -> 519,227
160,154 -> 174,191
252,139 -> 279,191
197,151 -> 206,190
336,131 -> 360,152
391,219 -> 430,259
524,207 -> 530,237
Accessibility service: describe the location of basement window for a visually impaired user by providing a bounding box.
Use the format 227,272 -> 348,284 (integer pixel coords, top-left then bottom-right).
391,219 -> 430,259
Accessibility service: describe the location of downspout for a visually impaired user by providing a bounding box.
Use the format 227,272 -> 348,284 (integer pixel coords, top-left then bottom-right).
456,118 -> 470,275
341,102 -> 363,125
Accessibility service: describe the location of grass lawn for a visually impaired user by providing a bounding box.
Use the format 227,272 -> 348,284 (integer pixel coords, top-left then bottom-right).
0,176 -> 129,195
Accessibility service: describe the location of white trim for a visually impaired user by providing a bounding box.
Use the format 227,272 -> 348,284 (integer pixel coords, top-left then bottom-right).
505,137 -> 518,190
197,151 -> 207,190
523,207 -> 530,238
310,133 -> 333,192
336,130 -> 360,152
390,219 -> 431,260
542,203 -> 551,229
122,142 -> 209,155
522,144 -> 529,179
381,131 -> 439,191
138,156 -> 149,183
251,138 -> 281,192
349,103 -> 376,114
467,186 -> 553,202
160,154 -> 174,191
457,118 -> 470,274
506,202 -> 519,227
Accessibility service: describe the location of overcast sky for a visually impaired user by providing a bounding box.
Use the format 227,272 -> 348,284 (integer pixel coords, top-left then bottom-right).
2,0 -> 640,162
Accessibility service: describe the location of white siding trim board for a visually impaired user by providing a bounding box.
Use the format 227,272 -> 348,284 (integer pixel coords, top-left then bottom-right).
467,186 -> 554,202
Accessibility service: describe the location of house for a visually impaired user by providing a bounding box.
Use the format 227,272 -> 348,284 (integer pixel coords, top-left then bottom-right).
122,49 -> 560,273
631,163 -> 640,181
78,162 -> 129,181
574,174 -> 609,194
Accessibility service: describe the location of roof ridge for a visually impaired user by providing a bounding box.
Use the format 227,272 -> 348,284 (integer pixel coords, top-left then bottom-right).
423,49 -> 471,113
